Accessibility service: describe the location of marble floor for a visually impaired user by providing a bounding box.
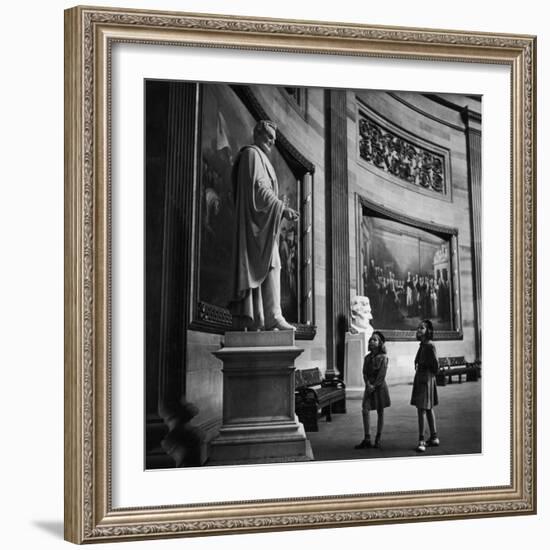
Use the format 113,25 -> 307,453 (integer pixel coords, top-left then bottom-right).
307,380 -> 481,462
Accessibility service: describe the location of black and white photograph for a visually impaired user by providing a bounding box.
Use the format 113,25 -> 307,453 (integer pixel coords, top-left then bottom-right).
145,81 -> 482,468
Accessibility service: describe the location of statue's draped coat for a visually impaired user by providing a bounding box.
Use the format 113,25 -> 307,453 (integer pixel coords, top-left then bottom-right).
229,145 -> 284,322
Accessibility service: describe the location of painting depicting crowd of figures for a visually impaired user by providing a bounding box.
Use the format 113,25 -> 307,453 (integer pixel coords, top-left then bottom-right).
360,213 -> 454,332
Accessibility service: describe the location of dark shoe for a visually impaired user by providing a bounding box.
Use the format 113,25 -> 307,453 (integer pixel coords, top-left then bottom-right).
427,436 -> 440,447
354,438 -> 372,449
373,435 -> 382,448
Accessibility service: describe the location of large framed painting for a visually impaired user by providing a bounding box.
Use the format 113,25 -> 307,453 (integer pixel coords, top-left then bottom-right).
186,83 -> 316,337
356,196 -> 463,340
64,5 -> 536,544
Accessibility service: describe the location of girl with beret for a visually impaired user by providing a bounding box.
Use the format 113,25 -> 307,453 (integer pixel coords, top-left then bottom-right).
410,319 -> 440,452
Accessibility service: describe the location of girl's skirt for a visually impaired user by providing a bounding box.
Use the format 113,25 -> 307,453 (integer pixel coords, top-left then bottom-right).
410,370 -> 439,409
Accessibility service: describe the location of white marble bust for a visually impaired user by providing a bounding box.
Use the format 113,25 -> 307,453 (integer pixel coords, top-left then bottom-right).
349,295 -> 374,337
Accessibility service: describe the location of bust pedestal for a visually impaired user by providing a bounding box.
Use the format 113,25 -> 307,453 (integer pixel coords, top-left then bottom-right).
344,331 -> 368,397
208,330 -> 314,465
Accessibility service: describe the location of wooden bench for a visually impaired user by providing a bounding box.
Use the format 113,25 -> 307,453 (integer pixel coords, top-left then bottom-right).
294,368 -> 346,432
436,356 -> 481,386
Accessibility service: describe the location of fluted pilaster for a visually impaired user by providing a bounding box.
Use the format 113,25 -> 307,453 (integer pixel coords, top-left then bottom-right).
325,90 -> 351,377
462,107 -> 482,359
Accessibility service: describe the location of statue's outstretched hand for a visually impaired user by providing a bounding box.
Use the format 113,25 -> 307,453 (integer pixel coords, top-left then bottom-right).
283,206 -> 300,221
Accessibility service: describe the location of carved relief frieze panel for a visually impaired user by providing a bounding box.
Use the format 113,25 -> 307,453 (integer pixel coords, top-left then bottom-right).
357,100 -> 452,200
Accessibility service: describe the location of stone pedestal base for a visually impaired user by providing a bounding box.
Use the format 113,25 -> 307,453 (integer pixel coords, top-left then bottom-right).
208,331 -> 314,465
344,331 -> 368,396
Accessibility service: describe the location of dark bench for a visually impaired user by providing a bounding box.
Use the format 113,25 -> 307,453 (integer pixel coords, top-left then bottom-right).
436,356 -> 481,386
294,368 -> 346,432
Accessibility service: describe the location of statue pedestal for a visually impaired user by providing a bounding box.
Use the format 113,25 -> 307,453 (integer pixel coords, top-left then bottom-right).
344,332 -> 368,396
208,330 -> 314,465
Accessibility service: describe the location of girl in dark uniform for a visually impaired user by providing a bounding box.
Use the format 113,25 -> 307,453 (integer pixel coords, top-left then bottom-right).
410,319 -> 440,452
355,331 -> 391,449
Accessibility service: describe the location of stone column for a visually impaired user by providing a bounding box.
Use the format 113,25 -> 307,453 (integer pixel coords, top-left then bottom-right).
156,82 -> 203,467
325,90 -> 351,378
208,331 -> 313,465
462,107 -> 482,359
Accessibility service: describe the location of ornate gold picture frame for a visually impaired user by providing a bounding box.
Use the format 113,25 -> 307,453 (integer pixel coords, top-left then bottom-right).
64,5 -> 536,544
